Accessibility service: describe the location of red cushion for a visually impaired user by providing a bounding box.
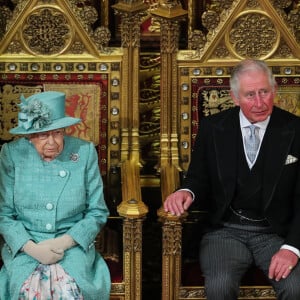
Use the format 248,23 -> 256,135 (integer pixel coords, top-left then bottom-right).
105,259 -> 123,283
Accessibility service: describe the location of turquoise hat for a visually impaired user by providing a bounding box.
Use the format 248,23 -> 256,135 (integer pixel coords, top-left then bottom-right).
10,91 -> 81,135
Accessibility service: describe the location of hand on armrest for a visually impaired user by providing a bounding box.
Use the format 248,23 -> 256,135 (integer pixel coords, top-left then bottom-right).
164,190 -> 193,216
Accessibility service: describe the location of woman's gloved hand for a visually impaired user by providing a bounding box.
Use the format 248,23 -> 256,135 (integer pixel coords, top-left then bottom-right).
22,240 -> 64,264
39,234 -> 76,252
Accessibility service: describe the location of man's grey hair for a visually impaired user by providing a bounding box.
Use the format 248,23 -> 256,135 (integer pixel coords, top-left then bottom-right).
230,59 -> 277,99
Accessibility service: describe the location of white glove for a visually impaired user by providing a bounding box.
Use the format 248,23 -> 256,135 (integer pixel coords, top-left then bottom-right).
22,240 -> 64,264
39,234 -> 76,252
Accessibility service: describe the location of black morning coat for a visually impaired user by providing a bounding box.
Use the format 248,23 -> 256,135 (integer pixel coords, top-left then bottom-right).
182,106 -> 300,250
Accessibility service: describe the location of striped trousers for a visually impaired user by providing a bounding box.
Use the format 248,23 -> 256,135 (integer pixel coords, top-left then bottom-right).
199,224 -> 300,300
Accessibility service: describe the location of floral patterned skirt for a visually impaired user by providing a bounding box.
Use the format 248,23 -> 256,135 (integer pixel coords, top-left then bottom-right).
18,263 -> 84,300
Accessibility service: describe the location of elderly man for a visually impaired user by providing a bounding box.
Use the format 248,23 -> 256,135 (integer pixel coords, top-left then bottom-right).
164,59 -> 300,299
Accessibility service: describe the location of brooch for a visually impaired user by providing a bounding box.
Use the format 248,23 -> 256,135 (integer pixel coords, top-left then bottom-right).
70,153 -> 79,162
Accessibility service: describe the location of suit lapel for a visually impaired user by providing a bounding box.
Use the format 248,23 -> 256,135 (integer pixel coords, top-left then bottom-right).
262,108 -> 295,209
213,108 -> 240,205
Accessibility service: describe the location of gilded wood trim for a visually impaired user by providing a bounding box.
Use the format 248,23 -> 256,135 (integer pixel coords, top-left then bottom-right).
179,286 -> 276,300
123,218 -> 144,300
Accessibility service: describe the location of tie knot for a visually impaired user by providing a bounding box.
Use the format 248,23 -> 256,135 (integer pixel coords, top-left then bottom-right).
248,125 -> 258,136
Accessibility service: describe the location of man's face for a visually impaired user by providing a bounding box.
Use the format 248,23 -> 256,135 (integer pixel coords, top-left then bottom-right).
231,70 -> 276,123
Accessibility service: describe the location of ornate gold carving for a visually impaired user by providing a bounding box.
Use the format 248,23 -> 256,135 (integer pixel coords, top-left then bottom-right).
201,10 -> 220,32
273,40 -> 293,58
116,13 -> 145,48
93,27 -> 112,52
0,84 -> 43,142
112,0 -> 148,48
139,53 -> 160,174
159,209 -> 186,255
150,0 -> 186,19
151,2 -> 187,189
185,0 -> 299,61
0,6 -> 12,40
247,0 -> 260,7
155,3 -> 186,197
186,0 -> 238,55
68,0 -> 98,29
7,40 -> 22,53
213,43 -> 230,58
4,1 -> 27,33
162,219 -> 183,256
275,85 -> 300,116
273,0 -> 293,9
69,41 -> 85,54
239,287 -> 276,298
68,0 -> 112,51
159,209 -> 186,300
284,3 -> 300,43
179,286 -> 276,299
179,287 -> 206,299
22,7 -> 72,55
227,11 -> 279,59
111,283 -> 126,294
123,251 -> 131,299
123,218 -> 143,300
188,30 -> 206,55
1,0 -> 112,56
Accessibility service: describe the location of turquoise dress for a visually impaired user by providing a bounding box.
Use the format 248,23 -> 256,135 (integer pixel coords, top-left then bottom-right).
0,136 -> 111,300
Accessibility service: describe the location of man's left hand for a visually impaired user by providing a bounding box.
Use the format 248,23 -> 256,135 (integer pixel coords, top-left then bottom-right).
268,249 -> 298,281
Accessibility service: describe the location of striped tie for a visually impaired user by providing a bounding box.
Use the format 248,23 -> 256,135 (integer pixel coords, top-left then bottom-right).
245,125 -> 260,163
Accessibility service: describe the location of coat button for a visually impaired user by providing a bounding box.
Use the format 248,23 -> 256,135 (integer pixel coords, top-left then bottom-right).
59,170 -> 67,177
46,203 -> 53,210
46,223 -> 52,230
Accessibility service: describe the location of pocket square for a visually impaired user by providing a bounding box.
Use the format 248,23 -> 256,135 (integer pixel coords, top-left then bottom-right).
285,154 -> 298,165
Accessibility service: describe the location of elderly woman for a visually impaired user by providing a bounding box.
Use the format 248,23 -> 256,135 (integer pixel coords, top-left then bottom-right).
0,91 -> 111,299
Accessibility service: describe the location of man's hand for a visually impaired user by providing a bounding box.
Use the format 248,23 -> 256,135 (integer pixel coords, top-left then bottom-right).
23,240 -> 64,264
39,234 -> 76,252
163,190 -> 193,216
268,249 -> 299,281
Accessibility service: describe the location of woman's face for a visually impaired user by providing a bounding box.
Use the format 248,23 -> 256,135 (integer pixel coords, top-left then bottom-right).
29,128 -> 65,161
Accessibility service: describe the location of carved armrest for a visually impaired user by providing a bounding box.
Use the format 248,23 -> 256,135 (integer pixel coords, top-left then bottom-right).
158,208 -> 187,300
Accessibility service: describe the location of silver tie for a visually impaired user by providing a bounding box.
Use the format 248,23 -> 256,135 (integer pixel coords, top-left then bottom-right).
244,125 -> 260,163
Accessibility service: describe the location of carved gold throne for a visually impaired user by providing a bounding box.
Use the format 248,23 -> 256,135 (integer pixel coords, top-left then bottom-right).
154,0 -> 300,299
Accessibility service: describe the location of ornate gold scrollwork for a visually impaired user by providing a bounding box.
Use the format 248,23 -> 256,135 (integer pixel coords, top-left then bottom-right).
22,7 -> 72,55
226,11 -> 279,59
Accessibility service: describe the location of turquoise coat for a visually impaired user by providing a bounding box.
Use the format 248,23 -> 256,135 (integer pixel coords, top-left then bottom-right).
0,136 -> 111,300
